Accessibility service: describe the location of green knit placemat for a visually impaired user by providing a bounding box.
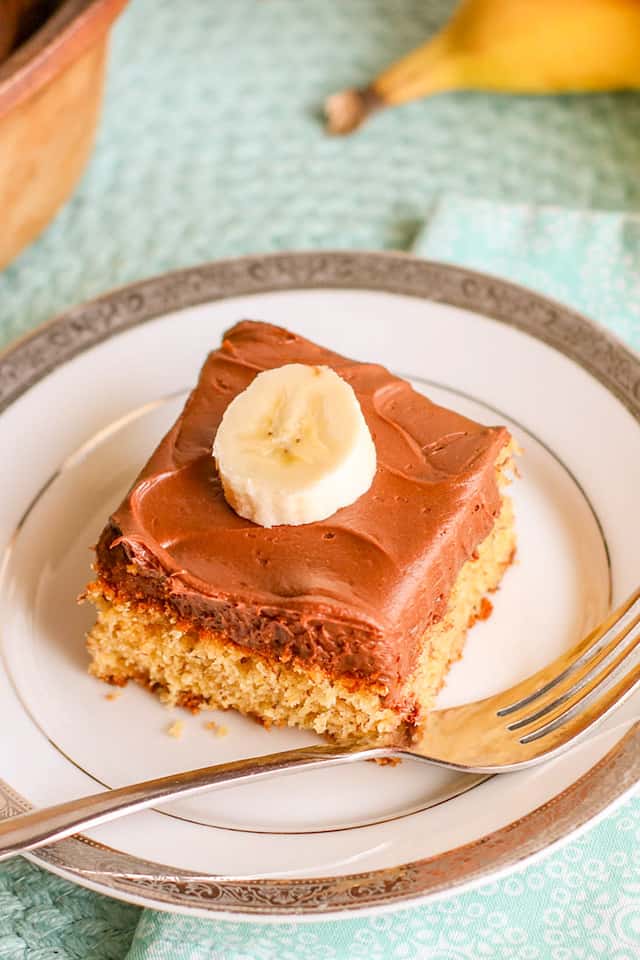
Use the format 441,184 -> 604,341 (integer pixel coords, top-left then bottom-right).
0,859 -> 138,959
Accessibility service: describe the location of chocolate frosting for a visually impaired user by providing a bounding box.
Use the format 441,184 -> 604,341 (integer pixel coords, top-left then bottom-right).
99,321 -> 509,704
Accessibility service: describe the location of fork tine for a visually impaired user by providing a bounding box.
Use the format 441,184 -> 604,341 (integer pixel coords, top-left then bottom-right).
497,588 -> 640,717
507,610 -> 640,731
519,665 -> 640,747
519,626 -> 640,745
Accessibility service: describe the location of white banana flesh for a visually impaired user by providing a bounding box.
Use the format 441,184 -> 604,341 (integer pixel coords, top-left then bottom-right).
213,363 -> 377,527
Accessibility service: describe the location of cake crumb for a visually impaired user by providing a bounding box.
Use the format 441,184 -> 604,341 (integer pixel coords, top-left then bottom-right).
468,596 -> 494,628
167,720 -> 185,739
478,597 -> 493,620
104,691 -> 121,702
251,713 -> 272,730
205,720 -> 229,737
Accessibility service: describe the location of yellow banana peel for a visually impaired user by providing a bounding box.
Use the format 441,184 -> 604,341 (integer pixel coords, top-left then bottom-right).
326,0 -> 640,134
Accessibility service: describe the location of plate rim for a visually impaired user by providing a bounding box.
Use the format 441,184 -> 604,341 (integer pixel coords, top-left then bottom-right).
1,249 -> 639,918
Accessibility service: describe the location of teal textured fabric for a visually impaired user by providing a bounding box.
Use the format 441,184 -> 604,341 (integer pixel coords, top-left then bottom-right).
0,858 -> 138,959
1,1 -> 640,957
417,195 -> 640,350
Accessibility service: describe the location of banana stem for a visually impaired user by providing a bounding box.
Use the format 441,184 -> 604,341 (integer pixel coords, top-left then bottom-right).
325,87 -> 384,136
325,32 -> 459,135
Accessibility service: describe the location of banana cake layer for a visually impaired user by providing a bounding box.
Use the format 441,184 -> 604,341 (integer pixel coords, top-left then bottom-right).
86,320 -> 515,743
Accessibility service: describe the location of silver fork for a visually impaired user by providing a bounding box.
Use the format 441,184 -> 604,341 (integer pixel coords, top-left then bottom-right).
2,587 -> 639,863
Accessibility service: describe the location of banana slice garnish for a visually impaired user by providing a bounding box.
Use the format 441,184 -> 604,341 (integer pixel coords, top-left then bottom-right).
213,363 -> 377,528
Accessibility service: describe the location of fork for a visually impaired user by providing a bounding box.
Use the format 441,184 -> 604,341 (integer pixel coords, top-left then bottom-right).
1,586 -> 639,863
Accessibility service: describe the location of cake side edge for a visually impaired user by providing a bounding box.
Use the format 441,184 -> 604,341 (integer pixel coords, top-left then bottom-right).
84,491 -> 516,747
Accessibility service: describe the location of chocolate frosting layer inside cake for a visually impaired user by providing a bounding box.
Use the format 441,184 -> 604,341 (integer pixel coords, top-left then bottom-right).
96,320 -> 509,703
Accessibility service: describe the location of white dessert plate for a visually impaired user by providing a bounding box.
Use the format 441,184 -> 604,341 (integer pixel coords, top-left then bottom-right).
1,252 -> 639,921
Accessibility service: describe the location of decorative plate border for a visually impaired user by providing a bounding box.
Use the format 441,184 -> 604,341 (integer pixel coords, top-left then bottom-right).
1,251 -> 639,918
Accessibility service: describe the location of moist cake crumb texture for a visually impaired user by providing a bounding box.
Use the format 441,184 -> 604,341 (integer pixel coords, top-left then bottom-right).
85,320 -> 517,746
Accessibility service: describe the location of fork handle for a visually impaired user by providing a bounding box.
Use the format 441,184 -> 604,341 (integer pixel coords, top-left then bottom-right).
0,743 -> 386,862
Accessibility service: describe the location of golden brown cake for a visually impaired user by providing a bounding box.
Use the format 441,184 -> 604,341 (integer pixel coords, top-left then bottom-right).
85,321 -> 516,746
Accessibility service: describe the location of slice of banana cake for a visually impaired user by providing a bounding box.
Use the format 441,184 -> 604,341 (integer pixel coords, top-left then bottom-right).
85,320 -> 516,746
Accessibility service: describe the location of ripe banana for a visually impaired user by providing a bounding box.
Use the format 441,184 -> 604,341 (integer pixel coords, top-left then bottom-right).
213,364 -> 377,528
326,0 -> 640,134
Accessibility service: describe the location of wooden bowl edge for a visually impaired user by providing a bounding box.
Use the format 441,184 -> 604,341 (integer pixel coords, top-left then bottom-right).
0,0 -> 129,116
